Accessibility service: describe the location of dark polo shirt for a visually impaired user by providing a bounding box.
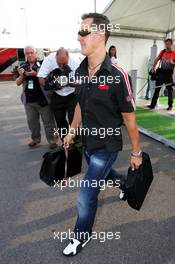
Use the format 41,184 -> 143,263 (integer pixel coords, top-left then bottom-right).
17,60 -> 46,104
75,54 -> 135,152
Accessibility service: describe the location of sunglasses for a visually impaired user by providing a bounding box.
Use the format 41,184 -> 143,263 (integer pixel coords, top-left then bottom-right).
78,29 -> 91,37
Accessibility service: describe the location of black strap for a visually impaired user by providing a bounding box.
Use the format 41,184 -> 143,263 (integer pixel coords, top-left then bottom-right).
158,49 -> 166,68
60,146 -> 69,187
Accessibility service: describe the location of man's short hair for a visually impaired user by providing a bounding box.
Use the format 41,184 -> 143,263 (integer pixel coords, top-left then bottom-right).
81,13 -> 110,43
56,47 -> 69,56
24,45 -> 36,54
164,38 -> 173,44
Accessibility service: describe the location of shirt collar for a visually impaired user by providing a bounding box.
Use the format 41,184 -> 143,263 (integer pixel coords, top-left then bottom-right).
26,59 -> 37,66
79,53 -> 112,74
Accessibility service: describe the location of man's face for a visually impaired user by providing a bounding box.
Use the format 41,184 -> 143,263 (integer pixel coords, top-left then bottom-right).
78,18 -> 105,56
165,41 -> 172,50
25,48 -> 36,63
56,52 -> 68,67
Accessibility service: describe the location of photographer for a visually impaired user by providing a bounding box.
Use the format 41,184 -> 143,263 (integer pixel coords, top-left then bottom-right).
16,46 -> 57,148
38,48 -> 80,141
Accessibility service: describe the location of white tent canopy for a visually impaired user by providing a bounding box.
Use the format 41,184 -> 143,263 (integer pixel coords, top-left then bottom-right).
104,0 -> 175,38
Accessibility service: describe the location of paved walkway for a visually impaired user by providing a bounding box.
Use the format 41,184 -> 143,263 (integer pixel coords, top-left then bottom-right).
0,82 -> 175,264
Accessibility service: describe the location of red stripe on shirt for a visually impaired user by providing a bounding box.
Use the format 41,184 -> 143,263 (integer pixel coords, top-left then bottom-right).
112,63 -> 132,95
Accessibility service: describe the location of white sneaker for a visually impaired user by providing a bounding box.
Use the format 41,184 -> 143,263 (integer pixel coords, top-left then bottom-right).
119,190 -> 126,201
63,237 -> 91,256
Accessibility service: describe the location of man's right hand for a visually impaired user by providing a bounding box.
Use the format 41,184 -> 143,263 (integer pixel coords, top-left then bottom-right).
63,134 -> 75,148
17,67 -> 25,76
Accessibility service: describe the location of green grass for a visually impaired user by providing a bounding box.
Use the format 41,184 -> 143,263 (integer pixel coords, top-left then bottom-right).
159,96 -> 168,106
136,107 -> 175,141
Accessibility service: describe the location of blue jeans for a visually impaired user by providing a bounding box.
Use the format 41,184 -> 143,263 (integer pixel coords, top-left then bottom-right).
73,147 -> 123,241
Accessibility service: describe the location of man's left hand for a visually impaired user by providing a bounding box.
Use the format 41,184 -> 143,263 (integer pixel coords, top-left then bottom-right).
130,156 -> 142,171
170,60 -> 175,65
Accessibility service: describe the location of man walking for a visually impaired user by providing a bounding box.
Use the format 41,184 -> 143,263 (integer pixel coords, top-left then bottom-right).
148,39 -> 175,110
63,13 -> 142,256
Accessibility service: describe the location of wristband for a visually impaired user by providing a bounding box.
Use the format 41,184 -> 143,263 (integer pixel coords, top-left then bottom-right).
131,151 -> 142,157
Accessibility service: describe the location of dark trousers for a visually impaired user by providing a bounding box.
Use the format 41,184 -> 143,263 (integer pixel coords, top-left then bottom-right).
151,74 -> 173,108
50,92 -> 77,140
25,103 -> 56,144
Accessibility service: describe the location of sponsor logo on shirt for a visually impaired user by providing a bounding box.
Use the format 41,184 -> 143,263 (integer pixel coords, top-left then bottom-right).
98,84 -> 109,90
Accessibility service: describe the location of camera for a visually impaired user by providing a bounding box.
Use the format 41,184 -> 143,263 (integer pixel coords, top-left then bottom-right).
44,65 -> 74,91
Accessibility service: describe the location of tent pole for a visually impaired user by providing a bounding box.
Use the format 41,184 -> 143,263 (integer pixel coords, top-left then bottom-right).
94,0 -> 97,12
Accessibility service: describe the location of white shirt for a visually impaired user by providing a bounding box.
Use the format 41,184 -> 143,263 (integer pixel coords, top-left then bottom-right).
111,56 -> 117,64
37,53 -> 80,96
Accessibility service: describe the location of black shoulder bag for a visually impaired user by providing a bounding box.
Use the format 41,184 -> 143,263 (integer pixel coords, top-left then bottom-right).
40,143 -> 82,187
149,49 -> 165,81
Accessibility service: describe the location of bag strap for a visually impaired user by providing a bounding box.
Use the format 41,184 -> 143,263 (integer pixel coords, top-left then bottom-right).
160,49 -> 166,59
64,147 -> 68,180
61,146 -> 69,187
158,49 -> 166,68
